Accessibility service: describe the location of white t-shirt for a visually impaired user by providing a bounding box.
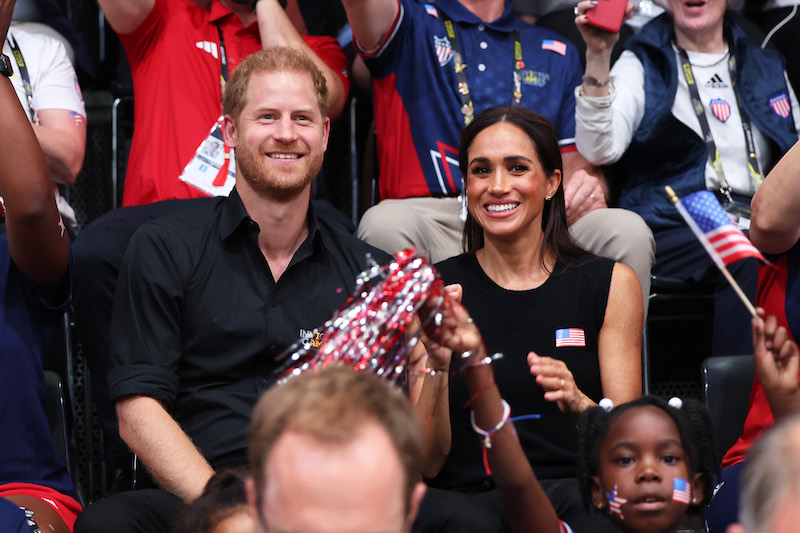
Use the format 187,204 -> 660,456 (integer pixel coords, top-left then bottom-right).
4,24 -> 86,227
576,47 -> 800,196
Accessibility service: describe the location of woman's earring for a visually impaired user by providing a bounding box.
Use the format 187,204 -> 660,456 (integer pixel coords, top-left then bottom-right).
545,195 -> 552,201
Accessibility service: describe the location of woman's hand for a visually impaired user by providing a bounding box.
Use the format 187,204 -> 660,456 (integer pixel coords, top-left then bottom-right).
419,283 -> 485,368
528,351 -> 592,422
574,0 -> 634,55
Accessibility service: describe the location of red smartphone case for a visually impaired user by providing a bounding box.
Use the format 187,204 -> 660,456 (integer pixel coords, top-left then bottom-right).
586,0 -> 627,33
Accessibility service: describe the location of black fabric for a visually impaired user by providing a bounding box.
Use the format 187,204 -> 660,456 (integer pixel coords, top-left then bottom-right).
431,253 -> 613,489
74,488 -> 184,533
106,189 -> 387,469
413,479 -> 614,533
73,198 -> 207,475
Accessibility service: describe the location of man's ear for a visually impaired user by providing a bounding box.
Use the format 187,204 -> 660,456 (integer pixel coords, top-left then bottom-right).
222,114 -> 238,149
591,475 -> 606,509
245,476 -> 258,513
321,116 -> 331,152
690,472 -> 706,506
406,482 -> 427,524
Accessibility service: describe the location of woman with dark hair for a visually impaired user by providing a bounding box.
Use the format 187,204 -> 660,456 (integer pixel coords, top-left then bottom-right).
412,106 -> 642,532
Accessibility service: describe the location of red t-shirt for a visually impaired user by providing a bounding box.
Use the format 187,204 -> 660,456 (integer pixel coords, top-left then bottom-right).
119,0 -> 348,206
723,252 -> 797,467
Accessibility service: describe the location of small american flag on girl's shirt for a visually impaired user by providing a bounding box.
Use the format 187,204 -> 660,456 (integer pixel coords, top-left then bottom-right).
555,328 -> 585,347
673,478 -> 692,504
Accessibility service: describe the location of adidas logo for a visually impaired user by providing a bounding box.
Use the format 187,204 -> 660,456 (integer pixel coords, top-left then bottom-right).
196,41 -> 219,59
705,74 -> 728,89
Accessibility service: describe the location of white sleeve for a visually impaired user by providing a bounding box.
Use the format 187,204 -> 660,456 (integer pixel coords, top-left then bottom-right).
18,29 -> 86,116
575,50 -> 646,165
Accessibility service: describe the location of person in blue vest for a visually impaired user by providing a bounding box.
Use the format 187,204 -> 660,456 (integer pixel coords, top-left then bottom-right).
574,0 -> 800,357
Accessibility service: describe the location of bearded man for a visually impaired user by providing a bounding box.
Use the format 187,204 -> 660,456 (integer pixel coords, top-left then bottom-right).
74,46 -> 386,533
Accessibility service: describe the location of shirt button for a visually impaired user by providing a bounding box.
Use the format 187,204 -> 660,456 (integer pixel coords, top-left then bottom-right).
478,24 -> 485,31
480,41 -> 488,49
478,64 -> 486,72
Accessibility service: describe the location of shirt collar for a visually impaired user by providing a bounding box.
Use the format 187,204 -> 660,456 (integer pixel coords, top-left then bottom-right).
209,0 -> 234,24
434,0 -> 517,33
219,188 -> 324,256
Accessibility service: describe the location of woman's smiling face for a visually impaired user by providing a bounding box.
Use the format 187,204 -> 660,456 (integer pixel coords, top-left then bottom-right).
465,122 -> 560,244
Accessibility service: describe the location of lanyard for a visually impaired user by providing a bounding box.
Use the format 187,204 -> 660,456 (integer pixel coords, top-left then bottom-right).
674,43 -> 763,200
438,9 -> 523,126
6,35 -> 37,124
217,27 -> 229,90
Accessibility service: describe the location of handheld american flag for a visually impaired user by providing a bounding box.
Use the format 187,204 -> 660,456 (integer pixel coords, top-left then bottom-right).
679,190 -> 765,267
665,187 -> 761,317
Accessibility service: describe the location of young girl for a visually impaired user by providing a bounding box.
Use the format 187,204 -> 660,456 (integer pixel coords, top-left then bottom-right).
577,396 -> 719,533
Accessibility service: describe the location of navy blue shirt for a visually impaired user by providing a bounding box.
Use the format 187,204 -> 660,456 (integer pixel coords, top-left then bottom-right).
0,234 -> 73,494
360,0 -> 582,200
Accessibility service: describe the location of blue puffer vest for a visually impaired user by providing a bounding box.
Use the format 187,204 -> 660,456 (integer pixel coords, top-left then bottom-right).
613,13 -> 797,232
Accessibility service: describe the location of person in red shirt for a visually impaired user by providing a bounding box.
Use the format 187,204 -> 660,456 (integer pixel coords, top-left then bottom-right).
97,0 -> 349,206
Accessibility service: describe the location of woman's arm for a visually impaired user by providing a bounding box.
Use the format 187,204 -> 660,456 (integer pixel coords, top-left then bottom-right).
597,262 -> 643,403
529,262 -> 642,423
408,339 -> 452,478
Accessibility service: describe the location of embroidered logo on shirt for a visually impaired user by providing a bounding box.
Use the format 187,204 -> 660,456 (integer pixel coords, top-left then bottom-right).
522,69 -> 550,87
541,39 -> 567,56
770,93 -> 791,119
709,98 -> 731,123
433,35 -> 454,67
196,40 -> 219,60
425,3 -> 439,17
555,328 -> 585,347
300,329 -> 324,350
705,73 -> 728,89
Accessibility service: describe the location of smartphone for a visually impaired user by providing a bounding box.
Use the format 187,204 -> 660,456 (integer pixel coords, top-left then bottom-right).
585,0 -> 628,33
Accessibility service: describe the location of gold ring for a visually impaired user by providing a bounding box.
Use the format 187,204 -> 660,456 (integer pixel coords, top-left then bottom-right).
466,318 -> 474,324
573,5 -> 580,15
560,378 -> 565,389
590,193 -> 596,200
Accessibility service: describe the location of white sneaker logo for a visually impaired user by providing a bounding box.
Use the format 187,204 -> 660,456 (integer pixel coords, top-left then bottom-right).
196,41 -> 219,60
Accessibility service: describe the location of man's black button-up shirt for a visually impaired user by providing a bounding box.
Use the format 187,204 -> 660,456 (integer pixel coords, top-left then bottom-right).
107,189 -> 387,468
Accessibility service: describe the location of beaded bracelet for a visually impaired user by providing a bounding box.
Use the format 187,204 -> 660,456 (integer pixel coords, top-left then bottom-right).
470,399 -> 511,449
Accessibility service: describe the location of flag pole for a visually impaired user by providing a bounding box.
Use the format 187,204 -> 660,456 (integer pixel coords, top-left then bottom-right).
665,186 -> 756,318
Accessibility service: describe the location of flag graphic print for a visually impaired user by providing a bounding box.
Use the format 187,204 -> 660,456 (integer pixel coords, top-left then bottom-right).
681,191 -> 765,265
555,328 -> 585,347
541,39 -> 567,56
770,94 -> 791,119
607,485 -> 627,518
709,98 -> 730,123
673,478 -> 691,504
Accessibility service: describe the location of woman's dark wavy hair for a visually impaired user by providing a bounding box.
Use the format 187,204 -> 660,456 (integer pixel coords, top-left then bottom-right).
171,467 -> 249,533
458,106 -> 586,265
576,396 -> 720,516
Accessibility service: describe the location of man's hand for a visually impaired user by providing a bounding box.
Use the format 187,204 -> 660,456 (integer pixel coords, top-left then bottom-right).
752,307 -> 800,422
563,169 -> 607,225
